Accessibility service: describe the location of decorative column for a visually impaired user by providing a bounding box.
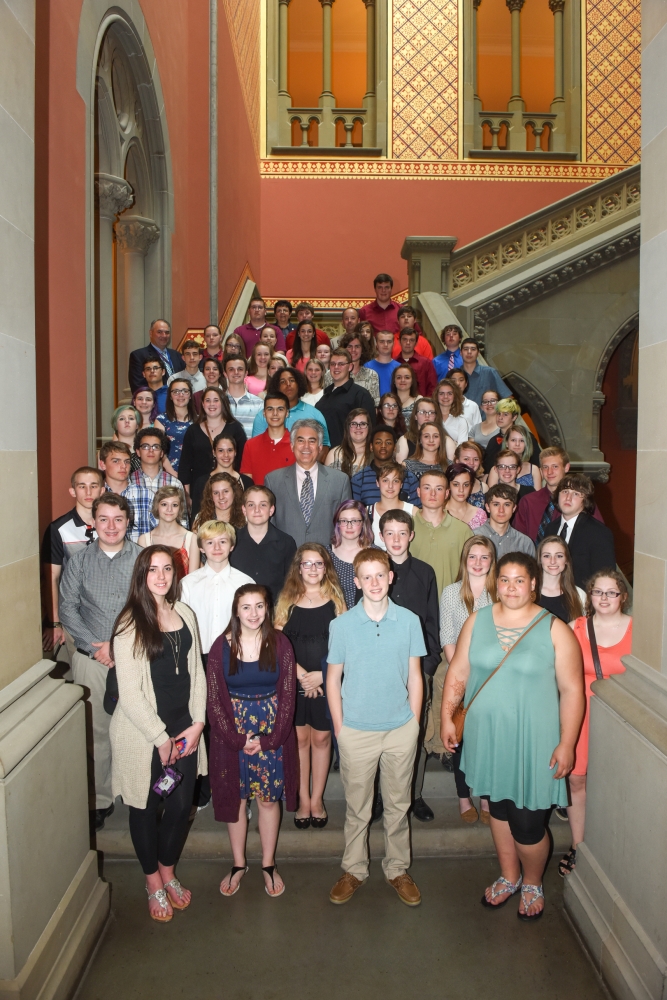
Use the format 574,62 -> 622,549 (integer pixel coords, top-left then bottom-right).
472,0 -> 483,148
277,0 -> 293,145
95,174 -> 133,431
114,216 -> 160,400
362,0 -> 376,146
549,0 -> 566,152
505,0 -> 526,150
319,0 -> 336,146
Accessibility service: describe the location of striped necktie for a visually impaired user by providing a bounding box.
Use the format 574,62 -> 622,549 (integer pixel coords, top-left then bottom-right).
154,347 -> 174,377
447,352 -> 456,372
300,471 -> 314,525
536,497 -> 557,541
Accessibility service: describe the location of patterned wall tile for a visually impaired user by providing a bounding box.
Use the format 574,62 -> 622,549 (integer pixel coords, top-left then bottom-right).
222,0 -> 260,153
586,0 -> 640,164
393,0 -> 459,160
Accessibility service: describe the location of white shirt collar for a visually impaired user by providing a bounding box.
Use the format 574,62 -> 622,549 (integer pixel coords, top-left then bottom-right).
203,561 -> 232,580
559,512 -> 580,542
295,462 -> 319,496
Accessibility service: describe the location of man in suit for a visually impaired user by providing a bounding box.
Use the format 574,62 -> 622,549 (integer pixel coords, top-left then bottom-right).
543,473 -> 616,588
128,318 -> 184,393
514,445 -> 605,542
265,418 -> 351,547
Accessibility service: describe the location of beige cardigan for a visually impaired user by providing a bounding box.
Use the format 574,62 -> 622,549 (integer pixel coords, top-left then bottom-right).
110,601 -> 208,808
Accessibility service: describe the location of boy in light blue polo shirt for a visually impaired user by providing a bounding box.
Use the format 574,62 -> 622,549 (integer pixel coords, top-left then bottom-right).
327,548 -> 425,908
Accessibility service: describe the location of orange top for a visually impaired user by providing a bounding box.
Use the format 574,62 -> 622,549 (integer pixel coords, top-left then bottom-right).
571,615 -> 632,775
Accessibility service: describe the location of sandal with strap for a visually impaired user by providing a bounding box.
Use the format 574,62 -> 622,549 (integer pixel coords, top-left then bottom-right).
146,887 -> 172,922
220,865 -> 249,897
481,874 -> 522,909
518,883 -> 545,921
262,865 -> 285,898
558,847 -> 577,878
163,878 -> 190,910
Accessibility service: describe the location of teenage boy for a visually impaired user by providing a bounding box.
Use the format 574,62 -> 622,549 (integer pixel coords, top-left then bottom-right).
224,356 -> 264,437
459,338 -> 510,406
199,324 -> 224,365
364,330 -> 400,396
381,510 -> 440,824
234,296 -> 286,354
411,470 -> 473,597
327,548 -> 425,906
240,393 -> 295,485
59,494 -> 140,830
140,356 -> 169,413
474,483 -> 535,558
513,446 -> 605,542
130,428 -> 183,495
397,329 -> 437,397
229,485 -> 297,601
41,467 -> 104,653
180,521 -> 254,661
543,473 -> 615,588
316,348 -> 376,447
432,324 -> 463,380
99,440 -> 156,542
350,426 -> 421,505
358,273 -> 401,333
391,305 -> 433,360
128,318 -> 183,392
169,339 -> 206,392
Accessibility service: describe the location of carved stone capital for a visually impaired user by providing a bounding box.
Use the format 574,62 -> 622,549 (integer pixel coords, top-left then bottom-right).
473,0 -> 483,9
114,216 -> 160,255
506,0 -> 525,11
362,0 -> 376,7
95,173 -> 134,219
278,0 -> 292,5
548,0 -> 565,12
318,0 -> 335,6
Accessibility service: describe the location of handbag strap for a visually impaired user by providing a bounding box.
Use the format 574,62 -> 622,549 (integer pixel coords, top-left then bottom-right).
465,609 -> 551,713
586,615 -> 604,681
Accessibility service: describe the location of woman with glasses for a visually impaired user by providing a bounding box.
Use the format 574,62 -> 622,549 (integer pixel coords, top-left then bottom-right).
275,545 -> 346,829
455,441 -> 488,509
470,389 -> 501,449
155,378 -> 197,477
324,408 -> 371,478
138,486 -> 200,578
396,396 -> 438,462
222,333 -> 246,358
327,500 -> 375,609
391,364 -> 421,424
536,537 -> 584,624
376,392 -> 407,436
487,424 -> 541,491
433,378 -> 470,445
405,421 -> 453,478
302,358 -> 326,405
560,570 -> 631,879
490,449 -> 535,503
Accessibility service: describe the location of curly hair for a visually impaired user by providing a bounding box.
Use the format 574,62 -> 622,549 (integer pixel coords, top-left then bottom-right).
267,365 -> 308,399
274,543 -> 346,627
193,472 -> 245,530
340,329 -> 373,365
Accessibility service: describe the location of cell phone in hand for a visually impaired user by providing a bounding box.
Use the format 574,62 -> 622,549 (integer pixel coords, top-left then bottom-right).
175,737 -> 187,755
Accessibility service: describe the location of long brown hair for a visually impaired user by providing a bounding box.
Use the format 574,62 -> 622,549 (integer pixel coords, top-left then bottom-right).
338,408 -> 372,477
290,320 -> 317,366
405,396 -> 438,444
165,378 -> 197,423
112,545 -> 180,660
413,421 -> 450,468
226,584 -> 277,675
197,386 -> 234,427
274,543 -> 346,627
455,536 -> 497,614
376,392 -> 407,436
536,537 -> 584,621
391,364 -> 419,399
194,472 -> 246,530
433,377 -> 464,418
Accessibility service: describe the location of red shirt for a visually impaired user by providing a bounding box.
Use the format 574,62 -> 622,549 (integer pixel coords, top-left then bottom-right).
358,299 -> 402,334
240,429 -> 295,485
234,323 -> 286,355
285,328 -> 330,351
391,331 -> 433,360
398,353 -> 437,396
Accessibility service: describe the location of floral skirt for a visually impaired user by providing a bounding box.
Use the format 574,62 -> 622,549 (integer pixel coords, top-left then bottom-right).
230,692 -> 285,803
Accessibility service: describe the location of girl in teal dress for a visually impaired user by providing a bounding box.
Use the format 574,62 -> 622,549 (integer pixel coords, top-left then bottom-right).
441,551 -> 584,921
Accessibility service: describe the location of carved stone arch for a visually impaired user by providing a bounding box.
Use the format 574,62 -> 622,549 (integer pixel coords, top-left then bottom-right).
594,312 -> 639,392
502,371 -> 566,448
77,0 -> 174,455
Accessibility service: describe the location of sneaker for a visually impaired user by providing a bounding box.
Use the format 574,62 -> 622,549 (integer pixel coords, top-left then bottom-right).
388,873 -> 421,906
555,807 -> 568,821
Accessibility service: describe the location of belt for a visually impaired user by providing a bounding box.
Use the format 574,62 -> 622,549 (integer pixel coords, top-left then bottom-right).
76,648 -> 94,658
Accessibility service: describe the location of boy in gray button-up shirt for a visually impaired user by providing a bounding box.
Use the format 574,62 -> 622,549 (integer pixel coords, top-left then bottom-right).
473,484 -> 536,559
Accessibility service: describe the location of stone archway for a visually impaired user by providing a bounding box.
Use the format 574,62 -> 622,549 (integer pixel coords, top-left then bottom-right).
77,1 -> 174,452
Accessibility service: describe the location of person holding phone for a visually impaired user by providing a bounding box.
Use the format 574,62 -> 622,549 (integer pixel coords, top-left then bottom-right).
110,545 -> 207,923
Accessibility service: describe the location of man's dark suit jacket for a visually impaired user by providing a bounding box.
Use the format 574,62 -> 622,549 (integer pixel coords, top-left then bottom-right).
543,511 -> 616,589
128,345 -> 184,393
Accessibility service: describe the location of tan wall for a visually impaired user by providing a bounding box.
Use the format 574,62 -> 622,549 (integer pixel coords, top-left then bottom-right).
0,1 -> 42,689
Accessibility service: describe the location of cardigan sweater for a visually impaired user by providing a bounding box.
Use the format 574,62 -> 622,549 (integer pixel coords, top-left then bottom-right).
110,602 -> 208,808
207,631 -> 298,822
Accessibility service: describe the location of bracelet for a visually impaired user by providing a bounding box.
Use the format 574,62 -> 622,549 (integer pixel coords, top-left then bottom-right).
47,621 -> 62,629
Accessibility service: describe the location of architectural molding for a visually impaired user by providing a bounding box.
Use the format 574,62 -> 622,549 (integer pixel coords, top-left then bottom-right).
114,216 -> 161,256
594,313 -> 639,392
259,158 -> 623,181
94,173 -> 133,219
502,371 -> 565,447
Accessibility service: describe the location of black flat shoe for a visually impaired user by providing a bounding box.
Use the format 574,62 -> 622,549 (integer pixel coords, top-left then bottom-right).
310,811 -> 328,829
294,815 -> 311,829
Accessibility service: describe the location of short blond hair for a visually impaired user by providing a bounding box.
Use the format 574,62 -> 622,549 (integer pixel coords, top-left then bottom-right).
495,397 -> 521,416
196,520 -> 237,547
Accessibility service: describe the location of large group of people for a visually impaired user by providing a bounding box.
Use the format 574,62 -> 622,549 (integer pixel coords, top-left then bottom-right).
41,273 -> 629,923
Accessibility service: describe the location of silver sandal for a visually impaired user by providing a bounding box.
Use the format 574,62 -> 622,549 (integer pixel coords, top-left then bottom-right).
146,887 -> 172,922
518,883 -> 545,921
480,874 -> 522,908
163,877 -> 190,910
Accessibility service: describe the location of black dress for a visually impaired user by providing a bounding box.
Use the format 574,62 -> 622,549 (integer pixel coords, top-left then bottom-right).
178,421 -> 247,487
282,601 -> 336,732
538,592 -> 570,623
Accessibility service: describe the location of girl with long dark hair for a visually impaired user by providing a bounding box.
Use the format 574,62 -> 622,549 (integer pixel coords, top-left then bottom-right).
110,545 -> 207,923
287,319 -> 317,371
395,395 -> 438,462
324,407 -> 372,477
536,537 -> 585,623
207,585 -> 298,898
155,377 -> 197,477
179,387 -> 246,501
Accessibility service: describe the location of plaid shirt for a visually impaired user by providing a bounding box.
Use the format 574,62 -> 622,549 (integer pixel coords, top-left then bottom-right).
104,482 -> 158,542
129,469 -> 188,528
350,464 -> 422,506
226,390 -> 264,437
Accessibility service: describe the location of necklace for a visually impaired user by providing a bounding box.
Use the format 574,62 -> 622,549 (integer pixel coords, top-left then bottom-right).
164,626 -> 182,674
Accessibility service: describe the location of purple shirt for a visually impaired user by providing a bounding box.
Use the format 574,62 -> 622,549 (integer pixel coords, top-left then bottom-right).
234,322 -> 286,355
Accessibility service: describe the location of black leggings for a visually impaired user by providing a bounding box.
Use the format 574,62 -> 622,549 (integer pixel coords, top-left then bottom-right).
129,748 -> 198,874
452,743 -> 470,799
488,798 -> 548,846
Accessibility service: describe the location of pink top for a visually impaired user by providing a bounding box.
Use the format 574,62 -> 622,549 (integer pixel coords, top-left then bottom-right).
245,374 -> 267,395
285,350 -> 311,372
467,508 -> 488,529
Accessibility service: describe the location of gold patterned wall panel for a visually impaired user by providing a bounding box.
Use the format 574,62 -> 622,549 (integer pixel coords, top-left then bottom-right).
393,0 -> 459,160
586,0 -> 641,164
222,0 -> 260,153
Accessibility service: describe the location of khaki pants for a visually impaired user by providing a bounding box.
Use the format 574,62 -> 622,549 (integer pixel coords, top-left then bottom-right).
71,650 -> 113,810
424,655 -> 448,756
338,716 -> 419,881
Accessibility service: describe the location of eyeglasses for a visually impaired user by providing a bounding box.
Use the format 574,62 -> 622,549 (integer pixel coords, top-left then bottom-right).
139,443 -> 162,451
171,388 -> 190,395
300,560 -> 325,569
497,464 -> 518,471
560,489 -> 584,499
482,399 -> 498,406
416,409 -> 435,417
143,365 -> 163,373
338,518 -> 363,527
382,403 -> 399,411
329,360 -> 349,368
590,589 -> 621,598
349,422 -> 368,429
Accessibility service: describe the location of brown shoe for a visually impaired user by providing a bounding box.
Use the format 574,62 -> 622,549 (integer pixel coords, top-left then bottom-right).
329,872 -> 364,904
460,805 -> 479,824
388,873 -> 421,906
480,808 -> 490,826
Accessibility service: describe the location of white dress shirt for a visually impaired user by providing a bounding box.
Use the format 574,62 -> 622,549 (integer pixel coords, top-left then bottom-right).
462,397 -> 482,430
180,562 -> 254,653
295,462 -> 319,501
558,513 -> 580,544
